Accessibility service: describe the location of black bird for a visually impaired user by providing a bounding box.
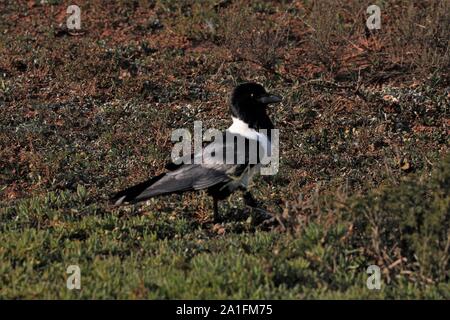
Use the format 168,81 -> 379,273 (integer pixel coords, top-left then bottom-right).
111,82 -> 282,221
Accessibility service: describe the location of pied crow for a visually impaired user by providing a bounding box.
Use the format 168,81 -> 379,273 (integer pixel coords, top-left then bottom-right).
111,82 -> 282,221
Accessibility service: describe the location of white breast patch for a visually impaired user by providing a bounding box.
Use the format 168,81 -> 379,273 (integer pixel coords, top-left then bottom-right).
227,117 -> 271,153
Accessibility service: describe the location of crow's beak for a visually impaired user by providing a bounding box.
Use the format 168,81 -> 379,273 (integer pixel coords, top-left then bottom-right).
257,93 -> 282,105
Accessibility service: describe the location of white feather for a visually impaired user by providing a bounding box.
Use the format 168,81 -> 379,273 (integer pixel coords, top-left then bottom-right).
227,117 -> 271,153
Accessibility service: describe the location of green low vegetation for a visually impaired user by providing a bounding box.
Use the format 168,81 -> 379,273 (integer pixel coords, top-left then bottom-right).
1,156 -> 448,298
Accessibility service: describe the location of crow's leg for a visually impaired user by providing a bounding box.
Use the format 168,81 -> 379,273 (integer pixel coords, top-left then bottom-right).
243,191 -> 273,222
243,191 -> 258,207
213,197 -> 221,222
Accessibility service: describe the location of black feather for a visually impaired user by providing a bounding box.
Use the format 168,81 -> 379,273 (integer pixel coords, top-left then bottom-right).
111,173 -> 166,205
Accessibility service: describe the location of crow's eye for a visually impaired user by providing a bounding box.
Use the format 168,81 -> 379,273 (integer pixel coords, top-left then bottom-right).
250,93 -> 254,98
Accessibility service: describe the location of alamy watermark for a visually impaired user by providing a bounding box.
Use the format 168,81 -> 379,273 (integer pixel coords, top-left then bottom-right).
66,265 -> 81,290
67,5 -> 81,30
171,121 -> 279,175
366,5 -> 381,30
366,265 -> 381,290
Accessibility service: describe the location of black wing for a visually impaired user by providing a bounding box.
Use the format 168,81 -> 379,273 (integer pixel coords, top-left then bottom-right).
112,131 -> 263,205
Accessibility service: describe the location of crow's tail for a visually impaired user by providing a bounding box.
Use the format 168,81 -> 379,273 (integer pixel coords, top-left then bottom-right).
111,173 -> 166,206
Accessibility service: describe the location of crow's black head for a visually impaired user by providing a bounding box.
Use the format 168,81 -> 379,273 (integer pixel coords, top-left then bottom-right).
230,83 -> 282,129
